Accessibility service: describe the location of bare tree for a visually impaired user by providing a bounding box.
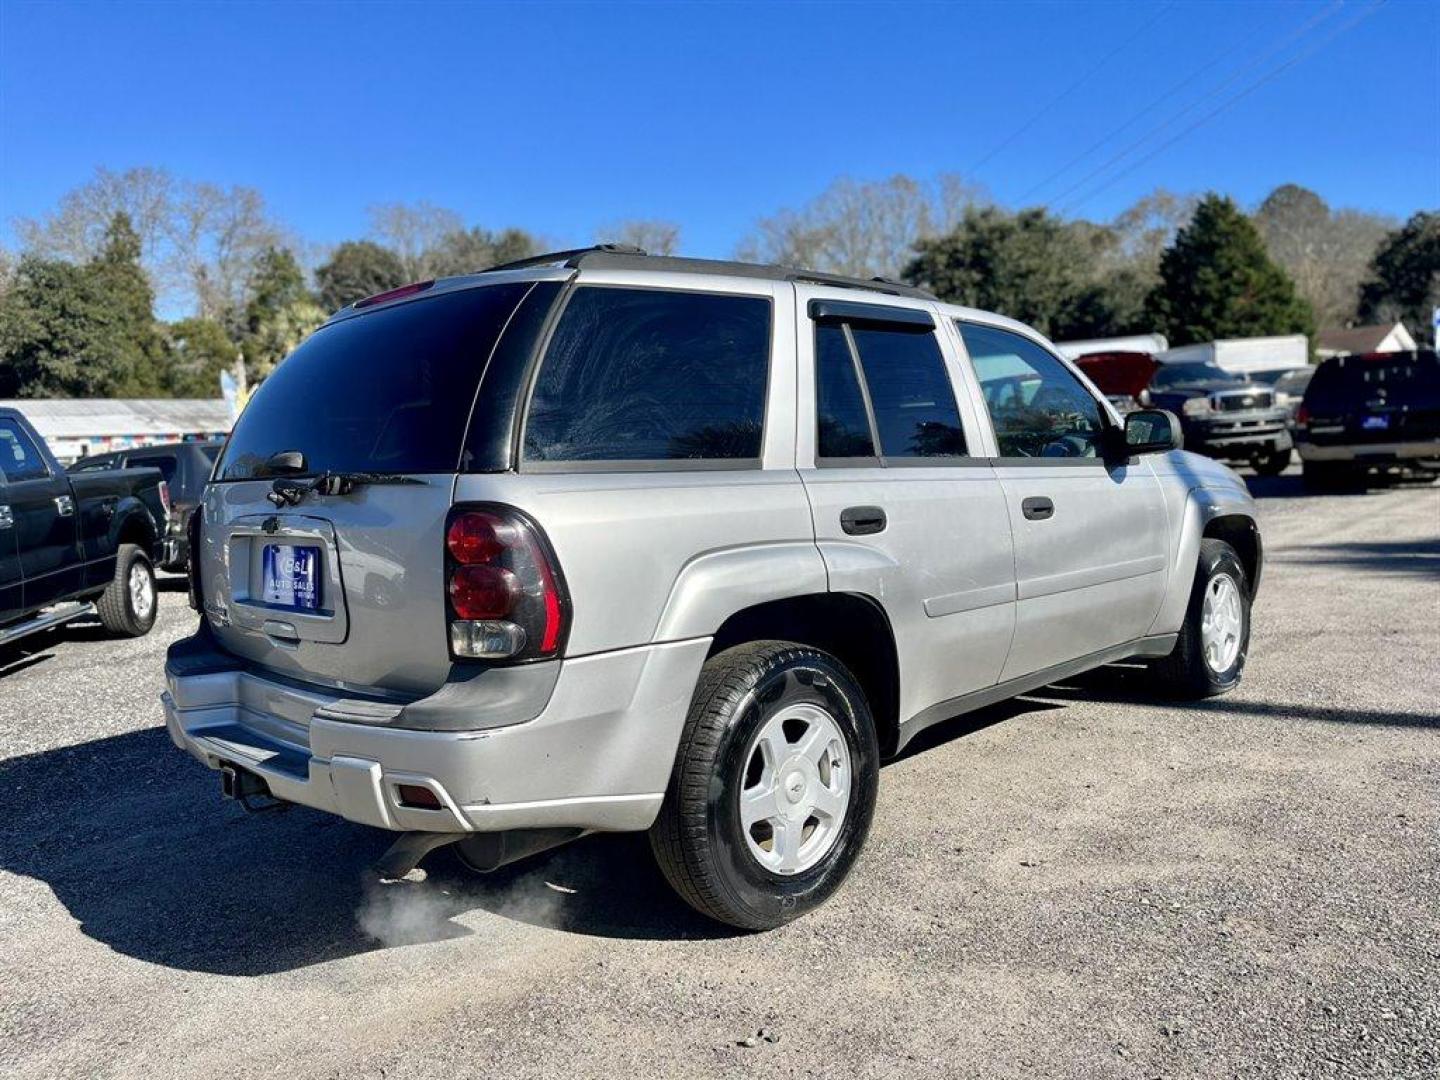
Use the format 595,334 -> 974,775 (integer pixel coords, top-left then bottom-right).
736,173 -> 987,279
12,166 -> 286,318
366,201 -> 465,280
1254,184 -> 1394,330
596,219 -> 681,256
1109,188 -> 1198,269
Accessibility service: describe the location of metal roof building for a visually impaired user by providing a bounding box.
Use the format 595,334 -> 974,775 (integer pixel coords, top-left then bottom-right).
0,398 -> 232,463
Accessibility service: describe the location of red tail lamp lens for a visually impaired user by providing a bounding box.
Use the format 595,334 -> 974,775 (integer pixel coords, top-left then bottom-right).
449,564 -> 520,620
447,512 -> 506,564
1295,404 -> 1310,426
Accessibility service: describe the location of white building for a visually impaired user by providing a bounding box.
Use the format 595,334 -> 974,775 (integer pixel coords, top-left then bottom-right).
1054,333 -> 1169,361
0,398 -> 231,464
1315,322 -> 1416,360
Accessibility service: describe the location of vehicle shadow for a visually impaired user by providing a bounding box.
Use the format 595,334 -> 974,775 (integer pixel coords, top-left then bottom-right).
1265,537 -> 1440,578
0,640 -> 56,680
1037,665 -> 1440,730
0,724 -> 738,976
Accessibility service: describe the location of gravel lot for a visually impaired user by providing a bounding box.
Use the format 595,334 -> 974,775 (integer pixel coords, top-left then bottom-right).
1,470 -> 1436,1079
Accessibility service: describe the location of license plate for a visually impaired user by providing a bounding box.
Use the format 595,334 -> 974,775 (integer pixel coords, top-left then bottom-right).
261,544 -> 321,610
1362,415 -> 1390,430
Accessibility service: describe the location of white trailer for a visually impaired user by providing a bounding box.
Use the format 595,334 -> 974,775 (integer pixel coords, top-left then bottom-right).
1055,333 -> 1169,361
1158,335 -> 1308,377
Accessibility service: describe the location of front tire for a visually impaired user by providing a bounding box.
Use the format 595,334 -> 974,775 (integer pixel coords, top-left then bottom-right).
1150,539 -> 1250,698
1251,447 -> 1291,476
649,641 -> 879,931
97,543 -> 157,637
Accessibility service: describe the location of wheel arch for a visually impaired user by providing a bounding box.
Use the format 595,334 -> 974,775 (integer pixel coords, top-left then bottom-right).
707,592 -> 903,759
112,501 -> 160,553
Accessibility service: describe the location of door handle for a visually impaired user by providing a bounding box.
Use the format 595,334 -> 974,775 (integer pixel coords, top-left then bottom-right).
0,505 -> 11,529
840,506 -> 887,536
1021,496 -> 1054,521
54,495 -> 75,517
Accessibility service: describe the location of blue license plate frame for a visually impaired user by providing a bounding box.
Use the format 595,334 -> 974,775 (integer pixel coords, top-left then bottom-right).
261,544 -> 321,611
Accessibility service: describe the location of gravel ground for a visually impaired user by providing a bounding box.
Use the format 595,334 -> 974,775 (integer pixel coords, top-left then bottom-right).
1,470 -> 1436,1079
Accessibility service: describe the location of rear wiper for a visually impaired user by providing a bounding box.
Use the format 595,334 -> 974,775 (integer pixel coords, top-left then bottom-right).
268,471 -> 424,507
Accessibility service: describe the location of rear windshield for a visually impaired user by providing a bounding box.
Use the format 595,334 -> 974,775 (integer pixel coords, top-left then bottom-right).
216,283 -> 528,480
1306,352 -> 1440,411
127,453 -> 179,484
1152,362 -> 1245,388
199,444 -> 220,463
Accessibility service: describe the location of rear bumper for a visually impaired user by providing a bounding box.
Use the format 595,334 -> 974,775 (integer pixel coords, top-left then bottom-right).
162,633 -> 710,834
1296,438 -> 1440,463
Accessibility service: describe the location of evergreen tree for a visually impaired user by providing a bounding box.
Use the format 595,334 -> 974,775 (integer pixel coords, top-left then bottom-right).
315,240 -> 407,311
1358,211 -> 1440,340
1147,194 -> 1314,346
0,213 -> 171,397
239,247 -> 325,379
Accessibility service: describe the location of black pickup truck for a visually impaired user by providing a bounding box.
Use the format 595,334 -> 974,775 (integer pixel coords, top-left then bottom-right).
1,407 -> 170,646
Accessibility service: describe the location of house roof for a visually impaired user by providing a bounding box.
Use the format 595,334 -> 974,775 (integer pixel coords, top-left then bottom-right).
0,398 -> 232,439
1316,323 -> 1414,356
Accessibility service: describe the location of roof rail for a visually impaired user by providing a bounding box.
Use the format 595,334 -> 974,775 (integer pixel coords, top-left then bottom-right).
483,244 -> 648,274
479,246 -> 936,301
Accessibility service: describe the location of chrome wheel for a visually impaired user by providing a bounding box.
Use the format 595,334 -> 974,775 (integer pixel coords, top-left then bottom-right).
739,702 -> 851,876
129,561 -> 154,621
1201,572 -> 1242,674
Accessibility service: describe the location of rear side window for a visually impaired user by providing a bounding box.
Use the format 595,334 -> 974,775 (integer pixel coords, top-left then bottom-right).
127,454 -> 179,484
0,419 -> 50,482
816,325 -> 876,458
813,319 -> 968,462
523,287 -> 771,464
217,283 -> 529,479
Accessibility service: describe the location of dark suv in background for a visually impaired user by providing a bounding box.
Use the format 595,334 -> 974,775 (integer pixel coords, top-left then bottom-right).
69,440 -> 221,572
1147,362 -> 1294,476
1296,350 -> 1440,490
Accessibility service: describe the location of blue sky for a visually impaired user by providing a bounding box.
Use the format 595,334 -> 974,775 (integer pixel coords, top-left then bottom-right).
1,0 -> 1436,260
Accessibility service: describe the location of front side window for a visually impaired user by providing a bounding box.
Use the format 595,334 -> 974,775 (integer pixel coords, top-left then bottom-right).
524,287 -> 771,464
959,322 -> 1106,459
814,320 -> 968,462
0,420 -> 50,482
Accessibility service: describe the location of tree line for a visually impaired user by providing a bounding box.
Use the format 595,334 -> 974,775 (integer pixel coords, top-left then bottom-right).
0,166 -> 1434,399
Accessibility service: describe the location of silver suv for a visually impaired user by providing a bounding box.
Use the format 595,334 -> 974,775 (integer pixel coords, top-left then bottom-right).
165,247 -> 1262,930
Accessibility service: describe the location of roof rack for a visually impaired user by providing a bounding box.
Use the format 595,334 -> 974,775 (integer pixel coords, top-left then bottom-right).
480,246 -> 936,300
483,244 -> 648,274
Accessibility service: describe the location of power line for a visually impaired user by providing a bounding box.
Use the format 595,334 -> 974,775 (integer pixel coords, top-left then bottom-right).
1043,0 -> 1346,214
1015,6 -> 1322,205
966,2 -> 1177,176
1058,0 -> 1387,216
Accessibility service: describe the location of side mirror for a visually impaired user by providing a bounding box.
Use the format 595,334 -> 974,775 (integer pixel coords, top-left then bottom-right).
1122,408 -> 1183,455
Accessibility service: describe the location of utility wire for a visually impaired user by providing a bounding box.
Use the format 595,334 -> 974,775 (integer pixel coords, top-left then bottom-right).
1015,7 -> 1313,205
1058,0 -> 1387,216
966,2 -> 1177,176
1043,0 -> 1346,213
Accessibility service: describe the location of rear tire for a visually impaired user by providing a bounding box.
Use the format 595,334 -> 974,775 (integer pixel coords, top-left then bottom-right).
1303,461 -> 1356,491
1251,448 -> 1291,476
97,543 -> 157,637
1150,539 -> 1250,699
649,641 -> 879,931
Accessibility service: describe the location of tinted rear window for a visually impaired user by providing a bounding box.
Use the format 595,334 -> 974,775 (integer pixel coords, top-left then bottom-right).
1307,352 -> 1440,411
523,287 -> 771,464
127,454 -> 178,483
217,284 -> 528,480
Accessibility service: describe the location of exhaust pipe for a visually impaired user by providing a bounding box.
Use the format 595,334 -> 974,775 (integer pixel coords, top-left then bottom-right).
372,827 -> 583,881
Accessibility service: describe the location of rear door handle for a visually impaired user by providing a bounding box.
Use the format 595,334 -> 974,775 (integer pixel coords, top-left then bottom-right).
0,505 -> 12,529
1021,496 -> 1054,521
54,495 -> 75,517
840,506 -> 887,536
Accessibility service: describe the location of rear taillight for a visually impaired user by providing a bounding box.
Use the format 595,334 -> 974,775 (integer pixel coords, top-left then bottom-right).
444,506 -> 569,662
1295,403 -> 1310,427
158,480 -> 172,519
186,507 -> 203,613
